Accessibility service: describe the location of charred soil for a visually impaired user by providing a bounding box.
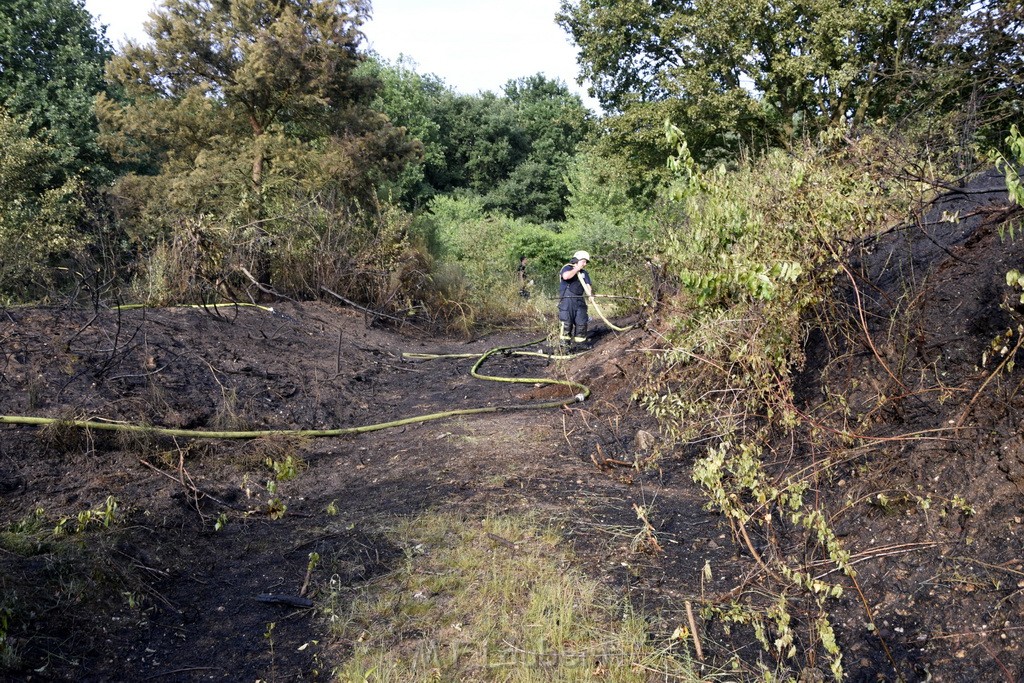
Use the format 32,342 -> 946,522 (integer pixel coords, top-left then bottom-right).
1,170 -> 1024,682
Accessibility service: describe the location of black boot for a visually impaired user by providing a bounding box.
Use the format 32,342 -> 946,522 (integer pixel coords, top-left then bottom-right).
558,322 -> 573,351
572,324 -> 589,346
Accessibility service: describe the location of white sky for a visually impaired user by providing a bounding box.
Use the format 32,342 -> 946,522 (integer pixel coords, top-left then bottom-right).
82,0 -> 598,111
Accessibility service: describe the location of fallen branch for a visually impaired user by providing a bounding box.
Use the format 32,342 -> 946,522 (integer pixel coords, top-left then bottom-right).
685,600 -> 704,661
238,266 -> 296,303
591,443 -> 635,470
320,285 -> 405,323
955,329 -> 1024,429
486,532 -> 517,550
256,594 -> 314,608
138,458 -> 242,512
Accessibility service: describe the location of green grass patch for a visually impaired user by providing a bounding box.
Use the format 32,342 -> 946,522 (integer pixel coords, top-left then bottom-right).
324,512 -> 697,682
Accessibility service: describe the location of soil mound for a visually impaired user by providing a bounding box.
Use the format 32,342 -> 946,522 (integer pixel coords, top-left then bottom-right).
793,168 -> 1024,681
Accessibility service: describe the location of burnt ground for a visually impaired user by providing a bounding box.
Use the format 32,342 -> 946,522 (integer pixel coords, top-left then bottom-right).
1,168 -> 1023,682
0,299 -> 711,683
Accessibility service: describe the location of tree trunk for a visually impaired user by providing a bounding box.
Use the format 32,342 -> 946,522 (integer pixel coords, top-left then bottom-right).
249,114 -> 265,188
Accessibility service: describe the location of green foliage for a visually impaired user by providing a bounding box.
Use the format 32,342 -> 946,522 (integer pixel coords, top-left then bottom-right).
0,110 -> 86,300
494,74 -> 595,221
899,2 -> 1024,150
558,0 -> 1022,147
412,195 -> 579,326
990,124 -> 1024,207
563,150 -> 663,248
359,55 -> 449,208
0,0 -> 111,184
582,101 -> 682,191
52,496 -> 119,536
98,0 -> 418,303
644,125 -> 916,444
0,0 -> 108,300
414,196 -> 524,319
996,124 -> 1024,304
658,121 -> 893,310
637,128 -> 925,677
503,223 -> 573,291
367,58 -> 592,221
266,453 -> 304,482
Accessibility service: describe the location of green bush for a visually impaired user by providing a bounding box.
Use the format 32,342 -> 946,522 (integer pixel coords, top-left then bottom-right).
0,110 -> 86,300
635,126 -> 932,680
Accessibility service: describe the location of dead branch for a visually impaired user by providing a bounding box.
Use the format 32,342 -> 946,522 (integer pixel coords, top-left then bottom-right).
256,593 -> 314,608
955,330 -> 1024,429
238,266 -> 296,303
685,600 -> 704,661
486,533 -> 518,550
320,285 -> 405,323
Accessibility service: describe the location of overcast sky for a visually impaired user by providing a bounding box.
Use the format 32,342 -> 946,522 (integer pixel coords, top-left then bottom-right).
82,0 -> 597,110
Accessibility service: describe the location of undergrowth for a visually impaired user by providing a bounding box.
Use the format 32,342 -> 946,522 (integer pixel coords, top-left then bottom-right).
635,127 -> 954,679
0,498 -> 134,674
323,511 -> 699,682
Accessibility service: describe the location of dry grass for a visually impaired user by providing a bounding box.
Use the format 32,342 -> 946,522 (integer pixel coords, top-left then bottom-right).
323,511 -> 698,682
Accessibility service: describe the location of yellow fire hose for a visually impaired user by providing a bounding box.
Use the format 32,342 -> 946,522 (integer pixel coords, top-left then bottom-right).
574,271 -> 634,333
586,293 -> 634,332
0,338 -> 589,440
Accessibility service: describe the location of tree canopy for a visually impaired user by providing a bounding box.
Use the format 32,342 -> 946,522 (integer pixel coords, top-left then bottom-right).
92,0 -> 421,301
98,0 -> 415,206
0,0 -> 110,183
367,59 -> 594,221
558,0 -> 1024,152
0,109 -> 85,297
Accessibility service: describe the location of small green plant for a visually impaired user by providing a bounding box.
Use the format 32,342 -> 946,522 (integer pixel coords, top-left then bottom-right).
990,123 -> 1024,207
1005,272 -> 1024,304
266,453 -> 304,482
264,621 -> 277,679
266,498 -> 287,520
991,124 -> 1024,241
53,496 -> 119,535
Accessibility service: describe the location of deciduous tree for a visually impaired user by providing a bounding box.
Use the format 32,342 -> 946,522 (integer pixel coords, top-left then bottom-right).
557,0 -> 1022,152
366,62 -> 593,221
0,0 -> 110,183
0,110 -> 85,298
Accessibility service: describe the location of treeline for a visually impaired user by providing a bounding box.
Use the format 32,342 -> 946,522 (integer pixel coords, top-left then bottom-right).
1,0 -> 1020,327
0,0 -> 592,317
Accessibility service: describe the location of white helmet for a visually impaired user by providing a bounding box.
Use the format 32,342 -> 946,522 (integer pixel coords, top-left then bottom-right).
573,250 -> 591,261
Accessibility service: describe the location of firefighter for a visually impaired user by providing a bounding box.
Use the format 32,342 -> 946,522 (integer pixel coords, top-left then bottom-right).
558,250 -> 593,347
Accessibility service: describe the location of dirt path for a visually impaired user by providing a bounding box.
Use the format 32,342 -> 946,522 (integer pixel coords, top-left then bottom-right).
0,302 -> 723,681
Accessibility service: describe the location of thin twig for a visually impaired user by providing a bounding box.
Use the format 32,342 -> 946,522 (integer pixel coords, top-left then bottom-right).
145,667 -> 222,680
849,570 -> 901,677
320,286 -> 405,322
955,330 -> 1024,429
685,600 -> 703,661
